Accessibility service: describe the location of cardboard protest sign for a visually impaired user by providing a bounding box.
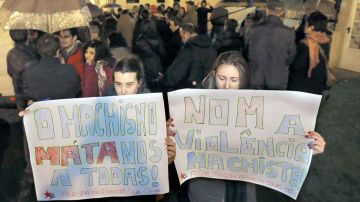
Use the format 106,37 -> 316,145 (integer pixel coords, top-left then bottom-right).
168,89 -> 321,199
23,94 -> 169,200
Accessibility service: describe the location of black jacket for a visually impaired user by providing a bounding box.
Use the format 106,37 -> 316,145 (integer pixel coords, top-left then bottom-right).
165,34 -> 217,90
133,35 -> 166,91
245,15 -> 296,90
288,42 -> 330,94
6,43 -> 39,78
23,57 -> 81,102
197,7 -> 213,25
7,43 -> 39,109
213,30 -> 243,54
164,29 -> 183,68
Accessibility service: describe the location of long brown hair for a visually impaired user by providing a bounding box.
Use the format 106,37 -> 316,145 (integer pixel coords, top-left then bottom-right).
202,51 -> 248,89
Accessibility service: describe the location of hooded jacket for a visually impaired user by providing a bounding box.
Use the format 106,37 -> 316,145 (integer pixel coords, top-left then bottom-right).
165,34 -> 217,90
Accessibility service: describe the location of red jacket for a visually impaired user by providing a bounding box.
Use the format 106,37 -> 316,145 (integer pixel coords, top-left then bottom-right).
66,48 -> 84,78
82,62 -> 113,97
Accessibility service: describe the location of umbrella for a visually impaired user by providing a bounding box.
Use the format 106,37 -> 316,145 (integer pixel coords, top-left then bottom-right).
87,2 -> 103,18
102,3 -> 121,9
0,0 -> 92,33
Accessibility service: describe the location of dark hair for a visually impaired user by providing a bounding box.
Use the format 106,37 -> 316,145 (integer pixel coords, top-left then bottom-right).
113,54 -> 146,92
62,28 -> 78,37
202,51 -> 248,89
225,19 -> 238,32
140,8 -> 151,20
122,9 -> 129,15
37,34 -> 60,58
181,23 -> 198,34
307,11 -> 328,32
9,30 -> 28,43
109,33 -> 128,48
165,8 -> 176,19
178,7 -> 186,17
83,40 -> 112,63
170,16 -> 183,27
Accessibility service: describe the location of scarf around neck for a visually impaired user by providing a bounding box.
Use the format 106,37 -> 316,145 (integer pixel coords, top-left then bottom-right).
304,31 -> 330,77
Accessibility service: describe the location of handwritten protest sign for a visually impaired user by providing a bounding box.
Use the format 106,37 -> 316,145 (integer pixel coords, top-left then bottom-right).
23,94 -> 169,200
168,89 -> 321,199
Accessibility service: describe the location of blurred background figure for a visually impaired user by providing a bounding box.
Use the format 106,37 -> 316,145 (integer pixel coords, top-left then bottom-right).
82,40 -> 114,97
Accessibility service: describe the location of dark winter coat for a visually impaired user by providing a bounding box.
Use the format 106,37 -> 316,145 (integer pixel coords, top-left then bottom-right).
6,43 -> 39,78
213,30 -> 243,54
164,29 -> 183,68
288,42 -> 330,94
133,35 -> 166,90
22,57 -> 81,102
197,7 -> 213,25
7,43 -> 39,109
197,7 -> 213,34
245,15 -> 296,90
154,17 -> 173,44
210,7 -> 228,38
165,34 -> 217,90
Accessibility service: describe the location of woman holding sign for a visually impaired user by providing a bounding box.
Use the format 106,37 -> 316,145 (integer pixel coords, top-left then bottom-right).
180,51 -> 326,202
107,54 -> 176,202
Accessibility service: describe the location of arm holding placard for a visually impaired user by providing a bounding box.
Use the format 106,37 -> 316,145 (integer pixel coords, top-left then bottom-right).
306,131 -> 326,155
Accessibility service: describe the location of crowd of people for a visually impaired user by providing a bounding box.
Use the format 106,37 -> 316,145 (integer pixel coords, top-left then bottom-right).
6,0 -> 328,201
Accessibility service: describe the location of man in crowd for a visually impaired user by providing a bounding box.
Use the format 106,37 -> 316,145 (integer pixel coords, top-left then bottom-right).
245,0 -> 296,90
58,28 -> 84,78
165,23 -> 217,90
23,34 -> 81,102
164,16 -> 184,68
18,34 -> 81,201
183,1 -> 198,26
6,29 -> 39,110
197,0 -> 213,35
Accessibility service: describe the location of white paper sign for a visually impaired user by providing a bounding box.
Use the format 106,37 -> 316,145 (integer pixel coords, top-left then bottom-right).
168,89 -> 322,199
23,94 -> 169,200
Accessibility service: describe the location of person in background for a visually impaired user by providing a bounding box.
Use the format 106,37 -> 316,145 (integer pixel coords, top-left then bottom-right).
109,33 -> 131,62
197,0 -> 213,35
183,1 -> 198,26
116,9 -> 135,50
164,16 -> 183,68
18,34 -> 81,202
26,29 -> 44,57
245,0 -> 296,90
89,24 -> 101,41
133,18 -> 166,92
6,29 -> 39,110
288,11 -> 331,95
23,34 -> 81,102
210,6 -> 228,40
177,7 -> 187,19
58,28 -> 84,78
82,40 -> 113,97
213,19 -> 243,55
132,8 -> 152,50
165,23 -> 217,90
186,51 -> 326,202
173,2 -> 180,15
